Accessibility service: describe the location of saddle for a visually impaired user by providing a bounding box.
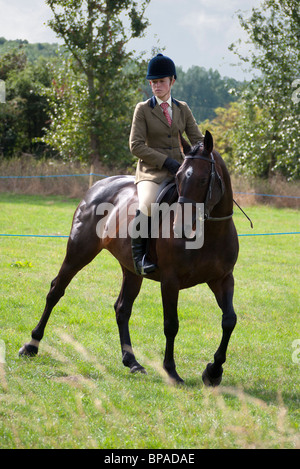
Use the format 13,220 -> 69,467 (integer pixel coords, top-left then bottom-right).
155,179 -> 178,206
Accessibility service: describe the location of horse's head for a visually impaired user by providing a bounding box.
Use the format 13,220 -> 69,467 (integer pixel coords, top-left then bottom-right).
174,130 -> 225,239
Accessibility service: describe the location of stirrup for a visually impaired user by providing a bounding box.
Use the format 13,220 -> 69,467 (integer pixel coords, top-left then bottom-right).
140,254 -> 157,276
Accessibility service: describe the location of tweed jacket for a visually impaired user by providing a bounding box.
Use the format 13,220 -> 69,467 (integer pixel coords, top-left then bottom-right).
129,96 -> 204,184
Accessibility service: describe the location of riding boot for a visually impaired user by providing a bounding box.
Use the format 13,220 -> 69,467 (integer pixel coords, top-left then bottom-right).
131,210 -> 157,275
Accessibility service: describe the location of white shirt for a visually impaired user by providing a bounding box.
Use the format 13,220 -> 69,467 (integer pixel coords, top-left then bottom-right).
156,95 -> 173,120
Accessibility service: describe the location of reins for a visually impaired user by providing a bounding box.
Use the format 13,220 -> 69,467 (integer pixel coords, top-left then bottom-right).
233,199 -> 253,228
179,152 -> 253,227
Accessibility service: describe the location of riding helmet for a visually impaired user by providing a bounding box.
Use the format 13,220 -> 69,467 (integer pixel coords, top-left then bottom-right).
146,53 -> 177,80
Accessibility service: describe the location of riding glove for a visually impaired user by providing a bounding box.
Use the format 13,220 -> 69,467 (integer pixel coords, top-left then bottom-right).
163,157 -> 181,174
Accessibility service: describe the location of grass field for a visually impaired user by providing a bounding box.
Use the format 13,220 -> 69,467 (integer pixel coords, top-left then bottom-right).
0,192 -> 299,449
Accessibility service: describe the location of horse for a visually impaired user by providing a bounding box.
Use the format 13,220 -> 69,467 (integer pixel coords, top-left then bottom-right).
19,130 -> 239,386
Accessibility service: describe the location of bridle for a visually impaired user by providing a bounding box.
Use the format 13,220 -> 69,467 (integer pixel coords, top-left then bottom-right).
177,152 -> 233,222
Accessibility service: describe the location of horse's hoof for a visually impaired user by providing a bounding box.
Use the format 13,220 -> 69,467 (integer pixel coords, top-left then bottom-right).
130,364 -> 147,375
19,344 -> 38,357
164,365 -> 185,384
169,375 -> 185,385
202,363 -> 223,387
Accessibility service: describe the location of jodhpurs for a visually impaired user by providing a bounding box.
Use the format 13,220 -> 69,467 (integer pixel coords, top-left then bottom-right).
137,178 -> 173,216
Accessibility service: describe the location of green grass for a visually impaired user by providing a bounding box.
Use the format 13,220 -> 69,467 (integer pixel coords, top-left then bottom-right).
0,192 -> 299,449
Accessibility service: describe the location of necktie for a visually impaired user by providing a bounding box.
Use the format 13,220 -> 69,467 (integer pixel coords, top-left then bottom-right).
160,102 -> 172,126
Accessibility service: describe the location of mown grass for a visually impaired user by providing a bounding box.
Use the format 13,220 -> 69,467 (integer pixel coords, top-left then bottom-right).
0,192 -> 299,449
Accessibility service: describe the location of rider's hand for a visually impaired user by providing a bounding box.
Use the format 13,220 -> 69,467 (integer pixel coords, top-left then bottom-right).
163,157 -> 181,175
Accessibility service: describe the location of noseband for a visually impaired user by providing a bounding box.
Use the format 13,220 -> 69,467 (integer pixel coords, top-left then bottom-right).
178,152 -> 233,222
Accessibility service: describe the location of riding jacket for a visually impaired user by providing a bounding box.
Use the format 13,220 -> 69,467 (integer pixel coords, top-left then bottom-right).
129,96 -> 204,184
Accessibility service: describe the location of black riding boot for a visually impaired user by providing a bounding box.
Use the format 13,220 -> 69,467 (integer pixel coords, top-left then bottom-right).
131,210 -> 157,275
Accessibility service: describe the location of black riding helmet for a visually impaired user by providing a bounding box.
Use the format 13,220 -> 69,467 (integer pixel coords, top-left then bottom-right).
146,53 -> 177,80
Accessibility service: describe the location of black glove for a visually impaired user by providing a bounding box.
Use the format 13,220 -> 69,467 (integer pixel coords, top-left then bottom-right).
163,157 -> 181,174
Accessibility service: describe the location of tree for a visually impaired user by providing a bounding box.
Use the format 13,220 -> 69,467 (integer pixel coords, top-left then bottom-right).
41,57 -> 91,161
230,0 -> 300,179
0,49 -> 51,157
45,0 -> 150,166
173,66 -> 241,122
199,103 -> 241,171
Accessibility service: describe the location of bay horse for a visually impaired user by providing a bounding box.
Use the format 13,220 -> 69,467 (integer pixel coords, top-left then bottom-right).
19,131 -> 239,386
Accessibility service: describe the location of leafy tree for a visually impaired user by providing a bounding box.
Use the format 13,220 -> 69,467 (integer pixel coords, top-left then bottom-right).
0,38 -> 61,63
200,102 -> 241,171
0,49 -> 51,157
44,0 -> 150,166
40,57 -> 91,161
0,48 -> 27,81
173,66 -> 241,122
230,0 -> 300,179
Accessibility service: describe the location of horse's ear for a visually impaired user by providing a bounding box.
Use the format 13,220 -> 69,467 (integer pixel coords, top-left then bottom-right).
204,130 -> 213,154
179,131 -> 191,155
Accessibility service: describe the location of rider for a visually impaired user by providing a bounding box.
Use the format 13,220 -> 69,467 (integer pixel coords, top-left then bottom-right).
129,53 -> 204,275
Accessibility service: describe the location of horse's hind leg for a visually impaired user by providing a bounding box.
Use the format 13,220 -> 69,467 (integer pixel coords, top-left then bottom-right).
114,267 -> 145,374
19,235 -> 102,357
203,273 -> 237,386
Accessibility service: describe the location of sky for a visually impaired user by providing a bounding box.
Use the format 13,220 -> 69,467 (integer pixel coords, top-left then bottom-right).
0,0 -> 262,80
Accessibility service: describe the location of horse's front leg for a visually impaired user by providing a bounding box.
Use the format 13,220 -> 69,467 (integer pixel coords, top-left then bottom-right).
161,278 -> 183,383
203,273 -> 237,386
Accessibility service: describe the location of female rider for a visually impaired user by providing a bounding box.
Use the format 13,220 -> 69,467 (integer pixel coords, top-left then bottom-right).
129,53 -> 204,275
